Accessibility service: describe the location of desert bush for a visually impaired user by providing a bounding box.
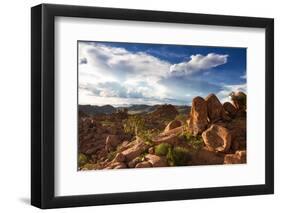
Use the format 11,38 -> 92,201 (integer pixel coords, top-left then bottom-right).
181,131 -> 204,150
155,143 -> 171,156
123,115 -> 145,136
175,113 -> 187,123
172,146 -> 191,166
165,146 -> 191,166
139,129 -> 160,143
78,153 -> 88,167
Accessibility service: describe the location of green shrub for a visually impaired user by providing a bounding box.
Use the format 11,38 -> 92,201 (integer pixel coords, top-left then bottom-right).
78,153 -> 88,166
181,131 -> 204,150
166,147 -> 175,166
123,115 -> 145,136
155,143 -> 171,156
139,129 -> 160,143
172,147 -> 191,166
165,146 -> 191,166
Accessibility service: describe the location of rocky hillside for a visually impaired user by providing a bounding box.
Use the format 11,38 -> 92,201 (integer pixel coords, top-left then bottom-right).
78,92 -> 246,170
79,104 -> 191,116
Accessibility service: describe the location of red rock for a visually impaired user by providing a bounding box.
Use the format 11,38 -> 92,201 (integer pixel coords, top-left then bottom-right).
223,102 -> 237,118
105,135 -> 121,151
202,124 -> 231,153
113,153 -> 125,162
148,147 -> 154,154
114,162 -> 127,169
188,96 -> 208,135
153,134 -> 181,146
128,157 -> 142,168
205,94 -> 224,122
122,141 -> 148,162
135,161 -> 152,168
230,91 -> 247,111
224,150 -> 246,164
145,154 -> 167,167
164,120 -> 182,132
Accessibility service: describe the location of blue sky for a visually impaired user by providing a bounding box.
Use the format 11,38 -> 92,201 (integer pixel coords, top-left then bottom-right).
78,41 -> 246,106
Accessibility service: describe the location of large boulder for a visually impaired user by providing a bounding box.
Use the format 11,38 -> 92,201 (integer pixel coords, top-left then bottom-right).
145,154 -> 168,167
202,124 -> 231,153
205,94 -> 224,122
230,91 -> 247,111
121,141 -> 148,162
227,117 -> 246,151
188,96 -> 209,135
223,102 -> 237,118
164,120 -> 182,132
153,134 -> 181,145
224,150 -> 246,164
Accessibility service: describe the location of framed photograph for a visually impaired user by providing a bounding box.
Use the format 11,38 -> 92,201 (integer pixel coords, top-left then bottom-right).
31,3 -> 274,209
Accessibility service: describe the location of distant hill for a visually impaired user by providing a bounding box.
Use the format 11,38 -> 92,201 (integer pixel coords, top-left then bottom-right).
79,104 -> 191,116
79,105 -> 116,116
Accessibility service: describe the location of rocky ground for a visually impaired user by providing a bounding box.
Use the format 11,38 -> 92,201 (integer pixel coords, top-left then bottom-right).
78,93 -> 246,170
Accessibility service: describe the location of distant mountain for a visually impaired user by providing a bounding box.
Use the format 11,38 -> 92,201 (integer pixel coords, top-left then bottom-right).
79,105 -> 116,116
119,104 -> 157,114
79,104 -> 191,116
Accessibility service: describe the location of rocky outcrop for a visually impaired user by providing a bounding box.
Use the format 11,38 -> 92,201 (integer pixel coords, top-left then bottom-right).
121,140 -> 148,162
223,102 -> 237,118
79,92 -> 247,171
205,94 -> 224,122
230,91 -> 247,111
145,154 -> 168,167
202,124 -> 231,153
135,161 -> 152,168
224,150 -> 246,164
128,157 -> 142,168
153,133 -> 181,145
187,97 -> 209,135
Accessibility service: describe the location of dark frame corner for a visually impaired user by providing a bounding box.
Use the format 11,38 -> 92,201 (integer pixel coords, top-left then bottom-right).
31,3 -> 274,209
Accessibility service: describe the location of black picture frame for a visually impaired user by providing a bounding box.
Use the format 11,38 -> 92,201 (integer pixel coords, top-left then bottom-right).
31,3 -> 274,209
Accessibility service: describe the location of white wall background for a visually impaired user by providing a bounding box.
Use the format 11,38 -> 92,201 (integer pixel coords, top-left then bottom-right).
0,0 -> 279,212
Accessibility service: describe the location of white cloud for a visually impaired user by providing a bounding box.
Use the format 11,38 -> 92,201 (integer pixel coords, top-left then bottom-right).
78,42 -> 231,106
170,53 -> 228,75
79,42 -> 173,105
216,83 -> 247,103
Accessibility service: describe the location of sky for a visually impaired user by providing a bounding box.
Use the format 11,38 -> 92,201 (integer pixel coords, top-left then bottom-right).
78,41 -> 246,106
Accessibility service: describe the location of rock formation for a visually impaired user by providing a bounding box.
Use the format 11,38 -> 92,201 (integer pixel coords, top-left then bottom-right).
187,97 -> 209,135
202,124 -> 231,153
78,92 -> 246,170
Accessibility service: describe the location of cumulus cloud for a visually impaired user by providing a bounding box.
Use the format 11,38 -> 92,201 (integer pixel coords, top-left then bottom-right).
78,42 -> 232,106
170,53 -> 228,75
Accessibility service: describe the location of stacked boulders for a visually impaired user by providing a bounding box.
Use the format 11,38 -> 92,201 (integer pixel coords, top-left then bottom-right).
187,92 -> 247,165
